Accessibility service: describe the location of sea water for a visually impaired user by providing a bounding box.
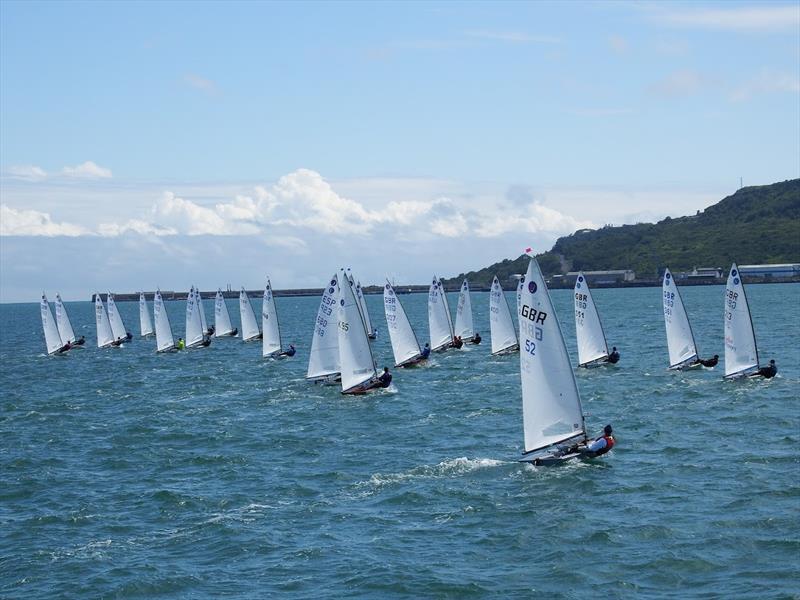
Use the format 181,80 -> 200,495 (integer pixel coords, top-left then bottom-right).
1,284 -> 798,598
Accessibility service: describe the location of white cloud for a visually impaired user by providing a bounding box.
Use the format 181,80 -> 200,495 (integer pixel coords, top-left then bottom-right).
474,204 -> 594,238
62,161 -> 112,179
97,219 -> 176,237
153,191 -> 260,235
431,213 -> 469,237
730,68 -> 800,101
0,204 -> 90,236
7,165 -> 48,181
647,5 -> 800,32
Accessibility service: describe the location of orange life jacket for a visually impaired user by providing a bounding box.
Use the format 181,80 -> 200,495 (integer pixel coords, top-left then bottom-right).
594,435 -> 615,456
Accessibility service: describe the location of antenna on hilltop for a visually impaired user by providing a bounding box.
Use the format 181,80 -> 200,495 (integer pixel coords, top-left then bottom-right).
739,177 -> 743,190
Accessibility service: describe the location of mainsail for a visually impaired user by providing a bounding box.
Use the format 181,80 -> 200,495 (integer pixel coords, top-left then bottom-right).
489,276 -> 519,355
139,292 -> 154,337
355,281 -> 376,338
520,258 -> 586,455
95,293 -> 114,348
662,269 -> 698,369
185,286 -> 206,347
428,276 -> 454,351
307,274 -> 341,380
239,288 -> 261,341
214,289 -> 235,336
196,288 -> 208,333
384,281 -> 423,367
573,274 -> 609,366
153,289 -> 176,352
339,271 -> 378,393
516,276 -> 524,316
454,279 -> 475,341
41,293 -> 65,355
724,263 -> 760,379
106,292 -> 128,343
262,278 -> 282,357
55,293 -> 77,344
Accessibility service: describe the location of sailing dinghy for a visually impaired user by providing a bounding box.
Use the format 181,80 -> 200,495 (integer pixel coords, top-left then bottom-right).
454,279 -> 475,342
94,293 -> 115,348
239,288 -> 262,342
516,276 -> 524,316
214,290 -> 238,337
519,258 -> 601,466
41,293 -> 69,355
574,274 -> 616,367
346,270 -> 377,339
185,286 -> 211,348
307,274 -> 341,384
55,293 -> 84,347
384,281 -> 426,367
339,270 -> 381,394
153,289 -> 178,352
662,269 -> 704,370
195,288 -> 212,336
107,292 -> 132,345
428,276 -> 455,351
724,263 -> 775,379
262,278 -> 286,358
139,292 -> 154,337
489,276 -> 519,355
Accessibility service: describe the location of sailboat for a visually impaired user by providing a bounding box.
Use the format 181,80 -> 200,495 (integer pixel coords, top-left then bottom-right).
384,280 -> 426,367
428,276 -> 455,351
55,293 -> 84,347
153,289 -> 178,352
454,279 -> 475,342
239,287 -> 262,342
662,269 -> 703,370
139,292 -> 154,337
107,292 -> 131,345
262,278 -> 284,358
516,276 -> 524,316
724,263 -> 773,379
573,274 -> 615,367
94,293 -> 115,348
346,270 -> 377,339
214,289 -> 238,337
41,293 -> 69,355
185,286 -> 211,348
519,258 -> 596,466
195,288 -> 212,336
489,276 -> 519,355
307,274 -> 341,384
338,270 -> 381,394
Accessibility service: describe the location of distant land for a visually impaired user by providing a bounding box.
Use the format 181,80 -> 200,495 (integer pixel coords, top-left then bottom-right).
443,179 -> 800,289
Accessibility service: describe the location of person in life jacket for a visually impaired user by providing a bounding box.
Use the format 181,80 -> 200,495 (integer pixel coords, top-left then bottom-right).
757,359 -> 777,379
377,367 -> 392,388
472,332 -> 482,345
699,354 -> 719,368
572,424 -> 615,457
176,337 -> 185,350
606,347 -> 620,364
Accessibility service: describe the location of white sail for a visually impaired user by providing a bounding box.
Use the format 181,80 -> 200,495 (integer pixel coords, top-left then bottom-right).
153,289 -> 176,352
196,288 -> 208,333
55,293 -> 77,344
239,287 -> 261,341
724,263 -> 760,379
454,279 -> 475,341
262,278 -> 282,357
355,280 -> 376,337
307,274 -> 341,380
185,286 -> 205,347
662,269 -> 698,369
428,276 -> 454,351
490,277 -> 519,355
384,281 -> 422,367
573,274 -> 609,366
339,271 -> 377,392
517,276 -> 524,316
139,292 -> 154,337
520,258 -> 586,455
106,292 -> 128,343
214,289 -> 235,336
94,293 -> 114,348
41,293 -> 64,354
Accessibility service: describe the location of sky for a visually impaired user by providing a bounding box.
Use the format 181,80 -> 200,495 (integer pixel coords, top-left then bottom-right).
1,0 -> 798,302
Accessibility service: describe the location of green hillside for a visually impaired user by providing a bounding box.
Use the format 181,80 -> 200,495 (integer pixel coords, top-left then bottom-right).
444,179 -> 800,287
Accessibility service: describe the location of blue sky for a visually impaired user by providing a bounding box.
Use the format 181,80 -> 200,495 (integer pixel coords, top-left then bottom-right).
1,1 -> 798,302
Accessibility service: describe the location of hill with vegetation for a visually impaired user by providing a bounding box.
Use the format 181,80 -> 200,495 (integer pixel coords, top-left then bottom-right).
444,179 -> 800,287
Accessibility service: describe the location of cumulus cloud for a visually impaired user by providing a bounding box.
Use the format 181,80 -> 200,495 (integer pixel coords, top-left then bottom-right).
474,203 -> 594,238
61,161 -> 112,179
97,219 -> 176,237
7,164 -> 48,181
0,204 -> 90,236
153,191 -> 260,235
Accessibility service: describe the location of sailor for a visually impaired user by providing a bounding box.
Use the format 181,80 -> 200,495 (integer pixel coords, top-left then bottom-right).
452,336 -> 463,349
176,337 -> 185,350
280,344 -> 296,357
757,359 -> 777,379
377,367 -> 392,388
125,331 -> 133,340
472,332 -> 482,345
698,354 -> 719,367
207,325 -> 215,336
111,337 -> 124,347
420,343 -> 431,359
57,341 -> 72,353
607,346 -> 620,364
573,424 -> 615,457
201,335 -> 211,347
74,335 -> 86,346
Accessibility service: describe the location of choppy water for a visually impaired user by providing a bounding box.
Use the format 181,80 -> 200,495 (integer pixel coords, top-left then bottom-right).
2,283 -> 799,598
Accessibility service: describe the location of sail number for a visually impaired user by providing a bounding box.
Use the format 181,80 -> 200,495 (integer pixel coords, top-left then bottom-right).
524,339 -> 536,355
520,304 -> 547,325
